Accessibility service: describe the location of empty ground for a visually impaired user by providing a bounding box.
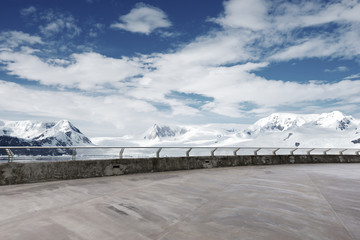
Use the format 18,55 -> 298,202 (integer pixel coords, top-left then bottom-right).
0,163 -> 359,240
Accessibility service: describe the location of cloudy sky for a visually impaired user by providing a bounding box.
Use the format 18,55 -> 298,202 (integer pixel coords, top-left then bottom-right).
1,0 -> 360,137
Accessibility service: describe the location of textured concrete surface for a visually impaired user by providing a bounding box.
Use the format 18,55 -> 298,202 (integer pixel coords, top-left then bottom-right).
0,163 -> 359,240
1,155 -> 360,185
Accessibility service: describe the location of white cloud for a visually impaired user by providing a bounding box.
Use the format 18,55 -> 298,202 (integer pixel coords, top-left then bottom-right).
39,11 -> 81,38
111,3 -> 171,35
0,80 -> 158,136
3,51 -> 360,133
0,51 -> 142,91
213,0 -> 269,30
20,6 -> 37,16
152,62 -> 360,117
19,8 -> 82,39
2,6 -> 360,124
269,27 -> 360,61
344,73 -> 360,80
212,0 -> 360,62
324,66 -> 349,72
124,45 -> 360,118
299,1 -> 360,27
213,0 -> 360,31
0,31 -> 43,48
270,38 -> 334,61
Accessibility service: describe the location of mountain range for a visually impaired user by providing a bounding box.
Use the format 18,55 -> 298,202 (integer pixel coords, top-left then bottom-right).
2,111 -> 360,155
111,111 -> 359,148
239,111 -> 360,148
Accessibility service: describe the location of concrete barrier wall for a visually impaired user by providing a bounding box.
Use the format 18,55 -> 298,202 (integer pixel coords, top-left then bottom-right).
1,155 -> 360,185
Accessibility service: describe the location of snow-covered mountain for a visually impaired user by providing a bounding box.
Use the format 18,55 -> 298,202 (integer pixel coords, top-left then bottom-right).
144,124 -> 187,140
0,119 -> 92,150
238,111 -> 360,148
98,111 -> 359,148
244,111 -> 355,136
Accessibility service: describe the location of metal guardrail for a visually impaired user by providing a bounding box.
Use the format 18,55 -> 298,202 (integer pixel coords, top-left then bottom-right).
1,146 -> 360,163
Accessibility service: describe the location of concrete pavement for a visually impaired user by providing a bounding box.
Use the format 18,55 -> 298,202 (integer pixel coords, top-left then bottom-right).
0,164 -> 359,240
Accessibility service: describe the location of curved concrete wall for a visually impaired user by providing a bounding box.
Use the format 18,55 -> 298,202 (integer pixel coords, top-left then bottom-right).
1,155 -> 360,185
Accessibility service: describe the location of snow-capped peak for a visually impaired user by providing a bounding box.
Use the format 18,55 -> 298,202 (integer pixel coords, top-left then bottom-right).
247,113 -> 314,134
145,124 -> 187,140
39,120 -> 82,138
0,119 -> 92,146
315,111 -> 353,130
0,120 -> 55,139
246,111 -> 355,136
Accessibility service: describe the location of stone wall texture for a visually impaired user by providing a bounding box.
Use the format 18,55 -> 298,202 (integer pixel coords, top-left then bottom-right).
1,155 -> 360,185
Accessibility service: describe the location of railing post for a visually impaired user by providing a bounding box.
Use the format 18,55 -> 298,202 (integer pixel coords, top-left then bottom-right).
254,148 -> 261,156
72,148 -> 77,161
233,148 -> 240,156
211,148 -> 217,157
339,149 -> 347,155
290,148 -> 298,155
186,148 -> 192,157
156,148 -> 162,158
272,148 -> 280,155
119,148 -> 125,159
323,148 -> 331,155
307,148 -> 315,155
6,148 -> 14,163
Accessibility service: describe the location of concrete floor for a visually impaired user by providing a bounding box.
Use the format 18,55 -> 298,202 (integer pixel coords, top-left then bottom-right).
0,164 -> 359,240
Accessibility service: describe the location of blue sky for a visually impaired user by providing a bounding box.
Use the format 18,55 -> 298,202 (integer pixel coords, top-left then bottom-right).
0,0 -> 360,137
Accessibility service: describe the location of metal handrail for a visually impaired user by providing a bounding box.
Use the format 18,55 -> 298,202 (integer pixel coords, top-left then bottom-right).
1,146 -> 360,163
